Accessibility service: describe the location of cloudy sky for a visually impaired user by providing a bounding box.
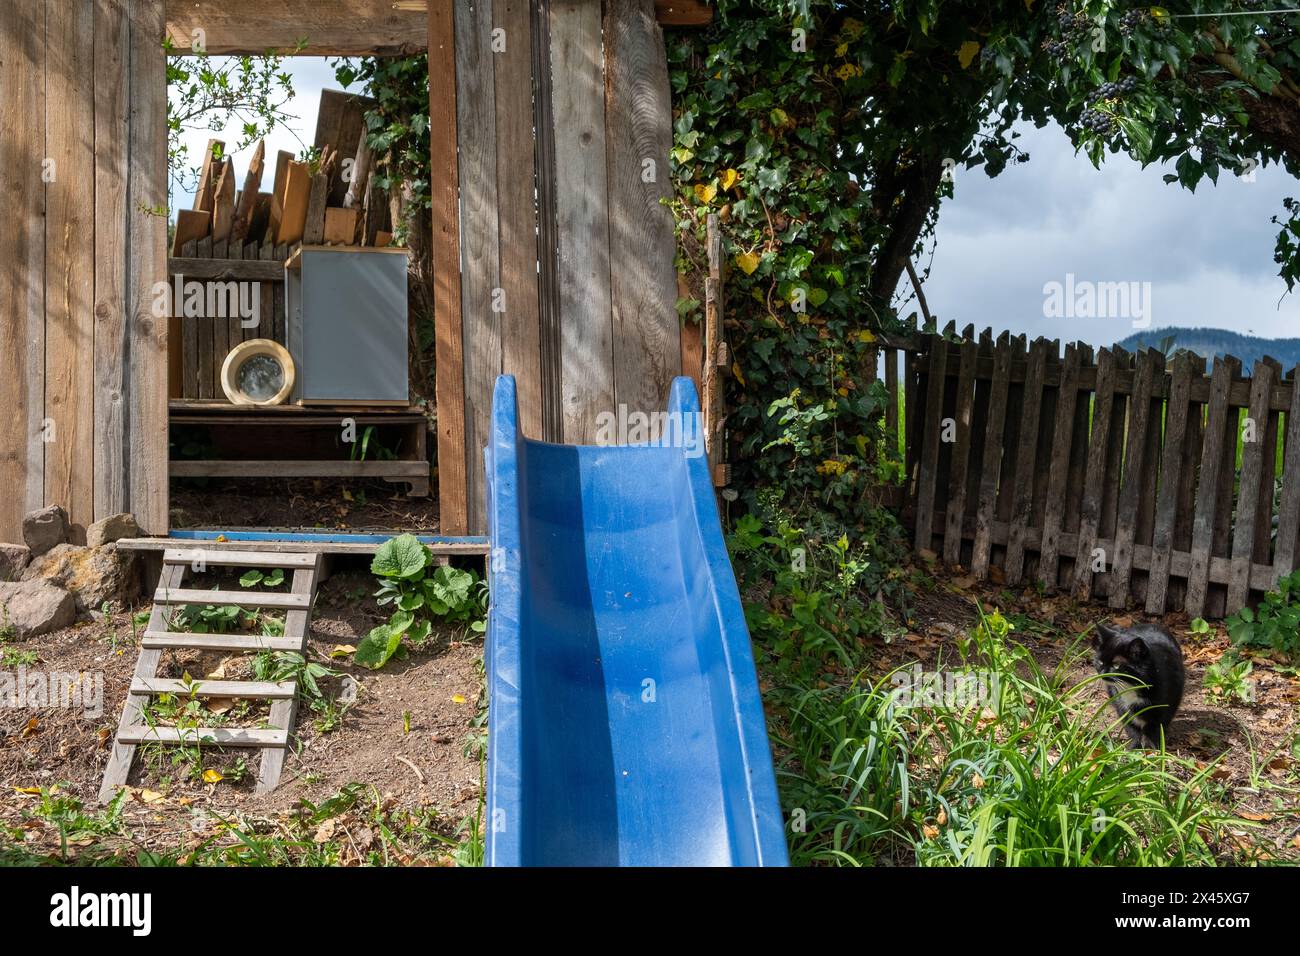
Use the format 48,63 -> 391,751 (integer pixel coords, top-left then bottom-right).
175,60 -> 1300,346
905,121 -> 1300,345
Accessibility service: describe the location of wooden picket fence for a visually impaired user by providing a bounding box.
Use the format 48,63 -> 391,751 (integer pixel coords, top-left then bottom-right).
883,325 -> 1300,620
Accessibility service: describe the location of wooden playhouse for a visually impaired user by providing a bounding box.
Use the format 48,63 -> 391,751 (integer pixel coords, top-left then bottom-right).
0,0 -> 717,544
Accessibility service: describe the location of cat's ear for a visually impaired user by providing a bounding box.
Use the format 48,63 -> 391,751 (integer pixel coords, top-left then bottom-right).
1127,637 -> 1148,659
1093,622 -> 1117,647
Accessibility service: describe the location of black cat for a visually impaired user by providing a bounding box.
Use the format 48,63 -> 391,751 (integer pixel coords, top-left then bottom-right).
1091,622 -> 1185,749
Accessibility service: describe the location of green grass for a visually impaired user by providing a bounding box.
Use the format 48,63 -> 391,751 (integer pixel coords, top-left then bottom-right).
773,607 -> 1235,866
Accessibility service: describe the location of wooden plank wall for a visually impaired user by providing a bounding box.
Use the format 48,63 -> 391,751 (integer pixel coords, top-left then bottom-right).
900,328 -> 1300,619
0,0 -> 168,544
449,0 -> 679,533
170,243 -> 290,399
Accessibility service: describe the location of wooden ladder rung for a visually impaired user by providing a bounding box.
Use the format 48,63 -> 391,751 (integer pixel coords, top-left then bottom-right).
117,726 -> 289,747
130,678 -> 297,699
153,587 -> 312,609
100,549 -> 324,803
163,548 -> 319,568
141,631 -> 304,651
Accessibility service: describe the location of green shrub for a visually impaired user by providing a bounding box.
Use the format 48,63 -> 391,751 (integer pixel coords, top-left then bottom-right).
355,534 -> 487,670
1226,569 -> 1300,658
730,501 -> 909,684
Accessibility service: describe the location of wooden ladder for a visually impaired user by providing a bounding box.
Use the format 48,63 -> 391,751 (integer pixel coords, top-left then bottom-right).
99,548 -> 325,803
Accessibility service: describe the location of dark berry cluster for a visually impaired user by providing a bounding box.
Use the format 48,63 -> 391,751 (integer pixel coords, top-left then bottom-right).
1041,38 -> 1069,58
1119,9 -> 1149,34
1090,75 -> 1139,103
1081,109 -> 1117,135
1057,9 -> 1093,37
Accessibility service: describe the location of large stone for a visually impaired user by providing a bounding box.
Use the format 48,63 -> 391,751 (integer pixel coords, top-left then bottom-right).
0,544 -> 31,582
86,512 -> 140,548
21,543 -> 141,613
0,580 -> 77,639
22,505 -> 69,557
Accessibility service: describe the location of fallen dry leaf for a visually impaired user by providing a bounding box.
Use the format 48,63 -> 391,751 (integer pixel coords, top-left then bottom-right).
330,644 -> 357,659
202,769 -> 223,785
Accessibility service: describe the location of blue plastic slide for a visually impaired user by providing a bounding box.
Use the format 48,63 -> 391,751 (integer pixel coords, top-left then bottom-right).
484,375 -> 788,866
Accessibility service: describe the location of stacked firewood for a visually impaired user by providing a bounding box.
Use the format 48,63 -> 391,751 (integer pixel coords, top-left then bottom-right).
171,91 -> 394,259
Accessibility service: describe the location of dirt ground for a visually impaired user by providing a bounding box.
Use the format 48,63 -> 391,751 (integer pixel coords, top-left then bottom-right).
5,551 -> 1296,864
0,566 -> 481,860
171,477 -> 439,531
897,569 -> 1300,862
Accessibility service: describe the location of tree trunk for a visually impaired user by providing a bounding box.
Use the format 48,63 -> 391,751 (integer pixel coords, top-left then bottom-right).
869,154 -> 945,310
389,184 -> 435,399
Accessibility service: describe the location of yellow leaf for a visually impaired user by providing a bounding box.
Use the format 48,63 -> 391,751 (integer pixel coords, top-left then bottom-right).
13,786 -> 41,795
834,42 -> 848,57
330,644 -> 357,658
1150,6 -> 1169,21
693,183 -> 716,204
341,488 -> 354,502
452,693 -> 466,704
735,251 -> 760,275
731,361 -> 746,386
958,41 -> 980,70
202,769 -> 223,784
856,329 -> 876,343
140,789 -> 165,804
720,168 -> 739,191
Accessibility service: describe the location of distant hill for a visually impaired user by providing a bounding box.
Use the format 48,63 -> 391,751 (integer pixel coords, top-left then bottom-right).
1114,327 -> 1300,375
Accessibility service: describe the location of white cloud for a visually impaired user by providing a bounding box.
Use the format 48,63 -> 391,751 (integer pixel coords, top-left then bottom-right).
905,122 -> 1300,343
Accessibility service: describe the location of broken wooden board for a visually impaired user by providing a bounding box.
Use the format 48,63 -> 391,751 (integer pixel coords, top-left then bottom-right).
323,207 -> 360,245
171,209 -> 210,258
272,159 -> 311,246
230,139 -> 265,243
313,89 -> 374,207
211,158 -> 236,243
193,139 -> 225,212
